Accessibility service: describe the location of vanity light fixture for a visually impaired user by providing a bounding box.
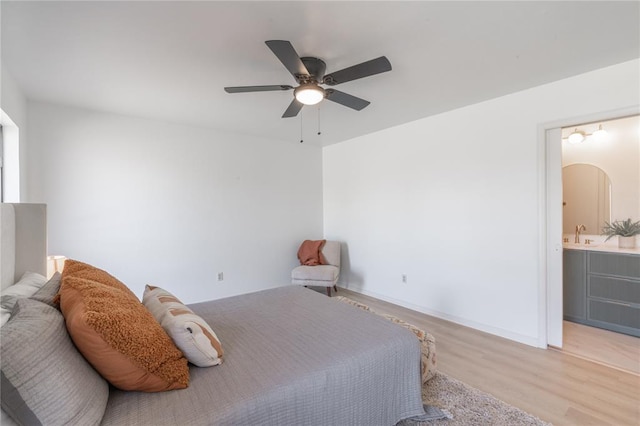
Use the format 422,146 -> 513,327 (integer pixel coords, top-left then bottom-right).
565,124 -> 608,144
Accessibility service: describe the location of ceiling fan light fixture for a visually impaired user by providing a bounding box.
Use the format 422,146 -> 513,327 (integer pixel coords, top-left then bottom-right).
568,129 -> 585,144
294,84 -> 325,105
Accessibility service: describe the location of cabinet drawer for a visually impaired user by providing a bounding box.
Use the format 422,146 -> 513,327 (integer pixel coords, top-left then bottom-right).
588,252 -> 640,279
588,275 -> 640,305
588,299 -> 640,330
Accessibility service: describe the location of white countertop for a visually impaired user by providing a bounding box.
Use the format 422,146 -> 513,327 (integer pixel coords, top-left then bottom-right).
563,241 -> 640,255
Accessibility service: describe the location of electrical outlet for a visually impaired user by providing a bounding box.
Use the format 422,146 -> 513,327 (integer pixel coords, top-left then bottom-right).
402,274 -> 407,283
217,272 -> 224,282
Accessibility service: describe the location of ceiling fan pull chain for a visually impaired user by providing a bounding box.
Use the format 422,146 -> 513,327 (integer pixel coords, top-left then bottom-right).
317,106 -> 322,136
300,113 -> 304,143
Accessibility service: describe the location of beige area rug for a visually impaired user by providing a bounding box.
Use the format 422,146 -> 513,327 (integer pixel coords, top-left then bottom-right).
403,372 -> 551,425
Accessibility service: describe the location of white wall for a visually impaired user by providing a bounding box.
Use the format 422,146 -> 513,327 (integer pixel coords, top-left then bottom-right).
26,102 -> 323,302
323,59 -> 640,346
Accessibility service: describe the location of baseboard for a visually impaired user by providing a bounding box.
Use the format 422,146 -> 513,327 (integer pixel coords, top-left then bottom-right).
338,284 -> 541,348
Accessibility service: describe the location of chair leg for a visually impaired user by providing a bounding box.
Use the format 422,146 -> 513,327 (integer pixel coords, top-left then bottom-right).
333,285 -> 337,292
326,287 -> 331,297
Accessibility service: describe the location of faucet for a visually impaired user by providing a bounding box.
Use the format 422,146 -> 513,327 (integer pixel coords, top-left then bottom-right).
574,224 -> 586,244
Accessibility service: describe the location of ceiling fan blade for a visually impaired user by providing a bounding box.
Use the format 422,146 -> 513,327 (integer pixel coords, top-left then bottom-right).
224,85 -> 293,93
265,40 -> 310,79
323,56 -> 392,86
282,99 -> 304,118
325,89 -> 370,111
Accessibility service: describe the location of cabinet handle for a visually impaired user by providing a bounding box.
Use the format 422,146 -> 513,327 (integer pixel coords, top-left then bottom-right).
595,299 -> 633,308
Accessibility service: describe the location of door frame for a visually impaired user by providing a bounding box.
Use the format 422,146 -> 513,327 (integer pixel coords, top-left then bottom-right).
538,106 -> 639,348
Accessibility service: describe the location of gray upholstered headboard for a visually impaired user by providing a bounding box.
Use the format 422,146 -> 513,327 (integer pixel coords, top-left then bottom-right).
0,203 -> 47,290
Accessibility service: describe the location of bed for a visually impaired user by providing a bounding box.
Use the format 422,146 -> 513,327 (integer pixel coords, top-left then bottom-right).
1,203 -> 426,425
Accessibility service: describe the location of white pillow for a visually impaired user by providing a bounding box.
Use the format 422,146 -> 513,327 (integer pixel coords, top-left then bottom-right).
1,308 -> 12,327
1,409 -> 19,426
0,272 -> 47,326
143,285 -> 223,367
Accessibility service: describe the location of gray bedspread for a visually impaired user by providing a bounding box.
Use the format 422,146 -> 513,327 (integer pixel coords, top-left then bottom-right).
102,286 -> 425,425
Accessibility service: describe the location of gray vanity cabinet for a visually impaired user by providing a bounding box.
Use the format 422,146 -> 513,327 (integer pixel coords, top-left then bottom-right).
564,249 -> 640,337
587,252 -> 640,336
563,249 -> 586,321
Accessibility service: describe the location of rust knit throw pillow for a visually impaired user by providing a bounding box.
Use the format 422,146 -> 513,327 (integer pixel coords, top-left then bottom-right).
297,240 -> 327,266
58,260 -> 189,392
61,259 -> 138,298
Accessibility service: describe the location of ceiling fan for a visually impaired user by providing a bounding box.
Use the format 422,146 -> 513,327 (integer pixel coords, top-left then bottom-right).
224,40 -> 392,118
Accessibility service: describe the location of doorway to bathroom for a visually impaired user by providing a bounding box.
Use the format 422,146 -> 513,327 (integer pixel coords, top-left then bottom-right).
544,110 -> 640,375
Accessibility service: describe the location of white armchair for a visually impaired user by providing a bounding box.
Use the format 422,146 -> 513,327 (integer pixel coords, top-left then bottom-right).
292,241 -> 341,296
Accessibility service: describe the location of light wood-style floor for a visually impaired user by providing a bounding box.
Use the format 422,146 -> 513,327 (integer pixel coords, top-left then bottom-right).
561,320 -> 640,375
338,288 -> 640,426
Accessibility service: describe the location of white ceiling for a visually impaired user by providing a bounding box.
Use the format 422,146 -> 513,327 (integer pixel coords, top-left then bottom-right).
2,1 -> 639,146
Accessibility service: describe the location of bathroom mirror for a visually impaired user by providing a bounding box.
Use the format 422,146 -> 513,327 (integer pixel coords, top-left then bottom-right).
562,164 -> 611,234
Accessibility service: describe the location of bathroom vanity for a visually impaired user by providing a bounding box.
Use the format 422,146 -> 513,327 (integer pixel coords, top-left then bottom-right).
563,246 -> 640,337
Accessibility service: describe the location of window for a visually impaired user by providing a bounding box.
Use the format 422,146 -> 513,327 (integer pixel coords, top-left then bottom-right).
0,109 -> 20,202
1,125 -> 4,201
